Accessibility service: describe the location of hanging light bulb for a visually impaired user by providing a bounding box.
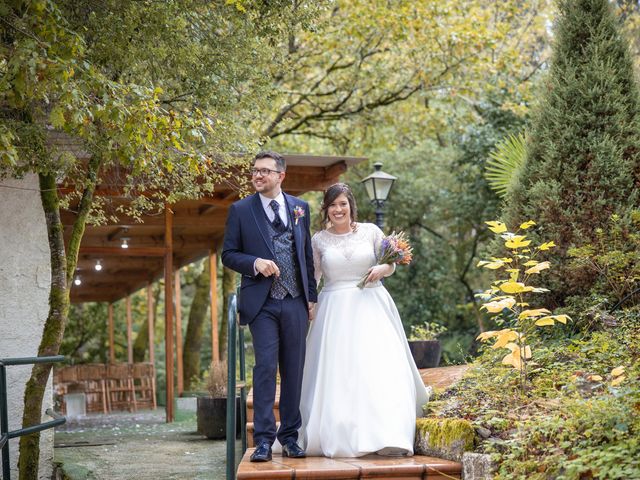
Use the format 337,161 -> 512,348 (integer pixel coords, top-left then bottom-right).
95,260 -> 103,271
121,237 -> 129,249
74,276 -> 82,286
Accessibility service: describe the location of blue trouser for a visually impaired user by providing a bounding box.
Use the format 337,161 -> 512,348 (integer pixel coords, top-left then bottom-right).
249,295 -> 308,447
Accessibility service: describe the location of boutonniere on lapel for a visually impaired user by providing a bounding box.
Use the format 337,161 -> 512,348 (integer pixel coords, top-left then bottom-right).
293,206 -> 305,225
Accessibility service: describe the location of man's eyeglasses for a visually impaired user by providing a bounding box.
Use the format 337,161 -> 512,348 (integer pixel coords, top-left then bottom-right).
251,168 -> 282,177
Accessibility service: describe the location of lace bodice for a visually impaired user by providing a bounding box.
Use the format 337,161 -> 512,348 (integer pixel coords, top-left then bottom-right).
312,223 -> 387,290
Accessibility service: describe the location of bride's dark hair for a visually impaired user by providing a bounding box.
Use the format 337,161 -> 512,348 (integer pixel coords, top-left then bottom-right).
321,183 -> 358,230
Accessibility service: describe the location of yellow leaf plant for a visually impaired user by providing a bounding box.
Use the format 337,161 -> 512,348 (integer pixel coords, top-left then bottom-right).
475,220 -> 571,390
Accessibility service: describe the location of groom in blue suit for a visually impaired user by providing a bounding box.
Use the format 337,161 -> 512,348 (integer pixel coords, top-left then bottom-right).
222,151 -> 317,462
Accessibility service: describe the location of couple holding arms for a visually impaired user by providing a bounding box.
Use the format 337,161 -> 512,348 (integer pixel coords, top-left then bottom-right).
222,151 -> 428,462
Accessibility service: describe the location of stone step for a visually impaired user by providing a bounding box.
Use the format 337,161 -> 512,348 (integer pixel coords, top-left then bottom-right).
245,401 -> 280,423
236,448 -> 462,479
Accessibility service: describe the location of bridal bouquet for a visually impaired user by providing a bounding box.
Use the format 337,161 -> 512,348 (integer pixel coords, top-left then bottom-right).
357,231 -> 413,288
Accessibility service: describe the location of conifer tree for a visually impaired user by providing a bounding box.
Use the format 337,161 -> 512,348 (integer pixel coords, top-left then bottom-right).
504,0 -> 640,307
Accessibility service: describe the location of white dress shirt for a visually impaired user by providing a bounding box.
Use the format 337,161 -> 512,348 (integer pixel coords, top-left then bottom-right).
259,192 -> 288,228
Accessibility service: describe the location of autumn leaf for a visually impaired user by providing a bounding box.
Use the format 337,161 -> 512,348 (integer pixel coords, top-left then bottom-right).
535,317 -> 555,326
611,375 -> 626,386
478,259 -> 506,269
519,220 -> 536,229
611,366 -> 625,377
492,329 -> 519,349
486,221 -> 507,233
505,235 -> 531,249
50,107 -> 66,128
500,281 -> 527,293
476,330 -> 500,341
539,241 -> 556,251
525,261 -> 550,274
519,308 -> 551,319
501,343 -> 531,369
482,297 -> 516,313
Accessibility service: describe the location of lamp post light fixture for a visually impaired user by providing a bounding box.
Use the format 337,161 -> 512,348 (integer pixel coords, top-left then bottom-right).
361,162 -> 397,229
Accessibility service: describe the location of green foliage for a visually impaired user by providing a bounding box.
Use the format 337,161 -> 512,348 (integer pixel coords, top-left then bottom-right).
444,310 -> 640,479
408,321 -> 448,341
503,0 -> 640,309
485,131 -> 526,198
567,212 -> 640,308
59,303 -> 109,363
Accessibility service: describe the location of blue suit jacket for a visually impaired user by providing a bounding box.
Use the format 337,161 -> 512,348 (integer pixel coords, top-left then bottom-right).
221,192 -> 318,325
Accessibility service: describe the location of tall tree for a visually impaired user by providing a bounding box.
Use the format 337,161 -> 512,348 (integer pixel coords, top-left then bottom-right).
182,260 -> 210,391
504,0 -> 640,308
0,1 -> 312,476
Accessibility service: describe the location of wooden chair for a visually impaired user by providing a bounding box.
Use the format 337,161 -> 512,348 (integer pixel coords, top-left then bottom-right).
132,362 -> 157,410
76,364 -> 109,414
106,363 -> 137,412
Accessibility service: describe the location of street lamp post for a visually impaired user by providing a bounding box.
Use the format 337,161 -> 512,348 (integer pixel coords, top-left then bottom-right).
361,162 -> 397,230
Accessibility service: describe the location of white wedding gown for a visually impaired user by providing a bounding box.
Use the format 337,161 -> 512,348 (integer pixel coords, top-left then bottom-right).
299,222 -> 429,458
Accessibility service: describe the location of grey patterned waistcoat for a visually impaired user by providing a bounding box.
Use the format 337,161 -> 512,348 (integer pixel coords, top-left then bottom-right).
264,212 -> 303,299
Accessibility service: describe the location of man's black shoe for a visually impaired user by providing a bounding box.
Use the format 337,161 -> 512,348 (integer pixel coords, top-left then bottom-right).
250,442 -> 272,462
282,441 -> 306,458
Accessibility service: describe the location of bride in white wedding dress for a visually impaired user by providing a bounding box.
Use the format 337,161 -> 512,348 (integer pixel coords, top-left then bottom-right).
299,183 -> 429,458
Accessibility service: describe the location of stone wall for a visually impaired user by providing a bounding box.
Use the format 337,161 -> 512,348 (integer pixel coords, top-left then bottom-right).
0,175 -> 53,479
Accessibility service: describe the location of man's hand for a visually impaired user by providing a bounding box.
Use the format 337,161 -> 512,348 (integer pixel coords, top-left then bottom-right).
308,302 -> 316,321
255,258 -> 280,278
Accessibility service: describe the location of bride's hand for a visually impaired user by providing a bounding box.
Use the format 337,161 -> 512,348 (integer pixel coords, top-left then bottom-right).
366,264 -> 393,284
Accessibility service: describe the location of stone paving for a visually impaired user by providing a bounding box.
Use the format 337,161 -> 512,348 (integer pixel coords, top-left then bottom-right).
54,410 -> 235,480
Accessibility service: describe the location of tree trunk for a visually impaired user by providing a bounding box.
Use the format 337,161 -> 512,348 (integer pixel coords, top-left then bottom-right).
18,157 -> 101,479
220,266 -> 237,361
133,301 -> 148,362
133,283 -> 162,362
182,261 -> 210,391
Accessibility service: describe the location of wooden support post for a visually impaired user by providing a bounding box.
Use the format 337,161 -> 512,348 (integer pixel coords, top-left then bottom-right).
108,303 -> 115,363
164,205 -> 174,423
209,249 -> 219,364
175,269 -> 183,397
147,284 -> 155,365
126,295 -> 133,364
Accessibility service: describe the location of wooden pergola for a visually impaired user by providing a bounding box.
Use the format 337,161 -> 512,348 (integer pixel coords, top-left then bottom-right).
61,154 -> 365,422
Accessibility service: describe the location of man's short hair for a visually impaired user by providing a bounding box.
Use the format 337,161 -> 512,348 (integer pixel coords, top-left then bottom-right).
254,150 -> 286,172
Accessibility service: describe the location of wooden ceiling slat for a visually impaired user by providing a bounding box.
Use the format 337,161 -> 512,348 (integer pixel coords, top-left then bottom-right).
79,246 -> 167,256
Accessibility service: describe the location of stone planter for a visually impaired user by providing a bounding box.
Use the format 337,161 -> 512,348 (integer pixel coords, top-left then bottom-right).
197,396 -> 242,440
408,340 -> 442,368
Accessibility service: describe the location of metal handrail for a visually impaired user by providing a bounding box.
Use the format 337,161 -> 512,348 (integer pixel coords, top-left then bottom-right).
226,292 -> 247,480
609,286 -> 640,313
1,355 -> 67,479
